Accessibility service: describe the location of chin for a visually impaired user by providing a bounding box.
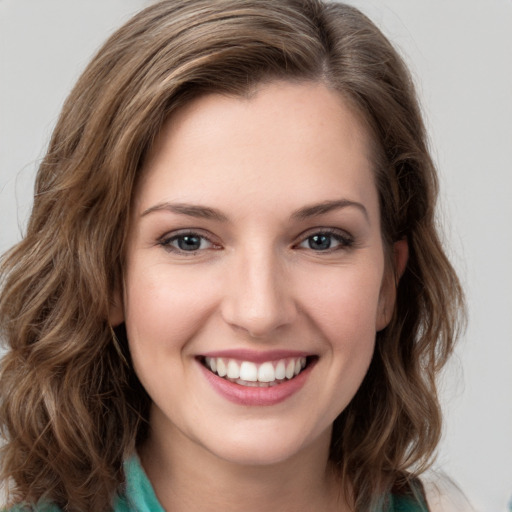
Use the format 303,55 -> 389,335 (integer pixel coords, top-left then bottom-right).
209,440 -> 308,467
196,419 -> 332,468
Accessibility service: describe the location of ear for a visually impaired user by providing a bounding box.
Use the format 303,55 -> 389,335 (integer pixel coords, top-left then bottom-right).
376,238 -> 409,331
109,288 -> 125,327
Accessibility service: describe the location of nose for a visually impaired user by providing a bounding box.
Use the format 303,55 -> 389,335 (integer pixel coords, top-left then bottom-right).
220,246 -> 297,338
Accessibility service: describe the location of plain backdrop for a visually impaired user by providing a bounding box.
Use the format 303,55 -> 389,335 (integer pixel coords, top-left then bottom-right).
0,1 -> 511,511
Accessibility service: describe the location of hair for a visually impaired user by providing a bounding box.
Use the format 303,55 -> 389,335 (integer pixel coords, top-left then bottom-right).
0,1 -> 465,510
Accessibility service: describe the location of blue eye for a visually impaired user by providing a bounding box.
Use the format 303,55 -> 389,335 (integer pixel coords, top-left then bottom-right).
308,234 -> 333,250
160,232 -> 215,253
174,234 -> 204,251
298,230 -> 353,251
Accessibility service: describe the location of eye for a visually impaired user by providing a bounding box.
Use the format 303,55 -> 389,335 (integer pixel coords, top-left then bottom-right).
159,231 -> 218,253
297,230 -> 354,252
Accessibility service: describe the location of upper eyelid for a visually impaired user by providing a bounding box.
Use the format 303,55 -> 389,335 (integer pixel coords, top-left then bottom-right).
294,226 -> 354,241
292,228 -> 355,252
156,226 -> 354,247
157,230 -> 221,255
158,228 -> 215,242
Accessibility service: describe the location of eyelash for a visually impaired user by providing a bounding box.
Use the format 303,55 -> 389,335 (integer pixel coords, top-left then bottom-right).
295,228 -> 354,253
158,228 -> 354,255
158,231 -> 219,254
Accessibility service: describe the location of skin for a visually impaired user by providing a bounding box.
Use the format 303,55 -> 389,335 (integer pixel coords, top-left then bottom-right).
111,81 -> 408,511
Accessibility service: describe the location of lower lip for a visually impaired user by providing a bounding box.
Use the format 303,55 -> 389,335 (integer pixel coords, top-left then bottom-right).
198,360 -> 315,406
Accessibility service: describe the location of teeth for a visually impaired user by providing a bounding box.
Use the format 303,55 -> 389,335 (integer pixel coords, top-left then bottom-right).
239,361 -> 258,382
216,358 -> 227,377
203,356 -> 308,384
285,360 -> 295,379
205,356 -> 217,373
258,362 -> 275,382
275,360 -> 286,380
235,379 -> 279,387
227,360 -> 240,379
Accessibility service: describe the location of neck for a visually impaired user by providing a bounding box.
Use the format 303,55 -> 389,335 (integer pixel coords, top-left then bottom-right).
139,414 -> 350,512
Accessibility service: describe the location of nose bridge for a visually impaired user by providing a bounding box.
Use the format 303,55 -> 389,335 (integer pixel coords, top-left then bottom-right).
221,242 -> 295,337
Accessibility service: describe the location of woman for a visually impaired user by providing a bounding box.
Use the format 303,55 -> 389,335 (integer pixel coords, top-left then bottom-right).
0,1 -> 465,510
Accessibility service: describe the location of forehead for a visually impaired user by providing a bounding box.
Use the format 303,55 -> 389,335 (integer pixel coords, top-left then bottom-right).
136,81 -> 378,221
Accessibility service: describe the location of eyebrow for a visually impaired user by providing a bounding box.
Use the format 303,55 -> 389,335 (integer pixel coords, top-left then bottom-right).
141,198 -> 369,223
291,199 -> 369,222
141,202 -> 228,221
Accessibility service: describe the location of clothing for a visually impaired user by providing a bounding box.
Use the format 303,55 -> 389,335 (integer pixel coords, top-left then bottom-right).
113,455 -> 164,512
5,455 -> 428,511
386,491 -> 429,512
116,456 -> 429,511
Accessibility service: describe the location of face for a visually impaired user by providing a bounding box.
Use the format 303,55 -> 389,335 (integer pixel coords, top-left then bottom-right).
113,81 -> 402,467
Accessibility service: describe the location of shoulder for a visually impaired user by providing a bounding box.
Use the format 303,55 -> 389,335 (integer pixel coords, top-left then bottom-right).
0,456 -> 150,512
389,472 -> 475,512
421,471 -> 476,512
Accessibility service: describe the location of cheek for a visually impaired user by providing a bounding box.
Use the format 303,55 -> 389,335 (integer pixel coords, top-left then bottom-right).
296,264 -> 383,350
123,263 -> 218,360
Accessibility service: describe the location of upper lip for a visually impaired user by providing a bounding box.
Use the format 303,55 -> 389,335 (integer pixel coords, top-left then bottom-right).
197,349 -> 314,363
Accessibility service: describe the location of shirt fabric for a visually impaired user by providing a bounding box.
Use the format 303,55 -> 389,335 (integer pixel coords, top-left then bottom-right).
6,455 -> 428,511
116,455 -> 428,511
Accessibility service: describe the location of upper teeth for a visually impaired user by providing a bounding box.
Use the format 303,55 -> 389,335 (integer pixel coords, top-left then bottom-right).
204,357 -> 307,383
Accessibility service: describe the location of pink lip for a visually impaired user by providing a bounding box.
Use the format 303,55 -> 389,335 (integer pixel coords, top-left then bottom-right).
197,357 -> 316,406
198,349 -> 312,364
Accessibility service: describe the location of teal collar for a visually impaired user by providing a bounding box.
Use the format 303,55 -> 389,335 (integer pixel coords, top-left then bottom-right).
114,455 -> 165,512
114,455 -> 427,512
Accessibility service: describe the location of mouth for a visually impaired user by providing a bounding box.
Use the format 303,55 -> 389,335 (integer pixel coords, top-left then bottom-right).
198,355 -> 317,388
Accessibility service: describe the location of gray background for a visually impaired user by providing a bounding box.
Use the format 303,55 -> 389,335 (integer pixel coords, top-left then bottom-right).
1,1 -> 511,510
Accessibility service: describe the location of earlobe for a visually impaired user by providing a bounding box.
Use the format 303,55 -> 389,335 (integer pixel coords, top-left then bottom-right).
376,238 -> 409,331
393,238 -> 409,282
109,289 -> 125,327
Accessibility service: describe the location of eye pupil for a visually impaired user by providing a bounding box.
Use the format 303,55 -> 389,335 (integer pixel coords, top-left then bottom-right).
178,235 -> 201,251
308,234 -> 331,250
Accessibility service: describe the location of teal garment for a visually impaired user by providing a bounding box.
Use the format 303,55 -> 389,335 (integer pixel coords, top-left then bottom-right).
386,491 -> 429,512
113,455 -> 164,512
117,456 -> 429,511
5,455 -> 427,511
2,456 -> 163,512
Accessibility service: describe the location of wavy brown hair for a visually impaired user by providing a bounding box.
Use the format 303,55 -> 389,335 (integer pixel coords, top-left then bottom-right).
0,1 -> 464,510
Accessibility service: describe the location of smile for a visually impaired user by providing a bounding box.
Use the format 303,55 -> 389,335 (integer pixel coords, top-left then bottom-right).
197,352 -> 317,406
202,356 -> 309,387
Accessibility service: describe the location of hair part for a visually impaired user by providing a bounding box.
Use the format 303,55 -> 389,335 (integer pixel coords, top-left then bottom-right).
0,1 -> 464,510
